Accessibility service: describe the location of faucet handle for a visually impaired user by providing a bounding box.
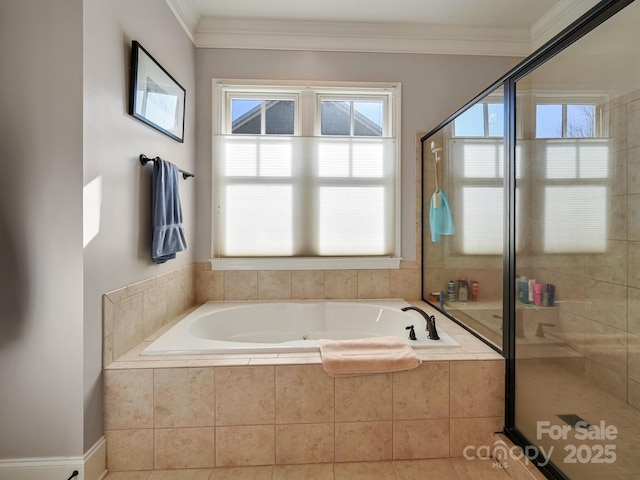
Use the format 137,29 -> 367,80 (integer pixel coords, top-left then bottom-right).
405,325 -> 417,341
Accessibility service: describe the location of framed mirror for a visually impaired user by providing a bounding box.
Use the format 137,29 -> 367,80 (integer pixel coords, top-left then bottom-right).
129,40 -> 185,142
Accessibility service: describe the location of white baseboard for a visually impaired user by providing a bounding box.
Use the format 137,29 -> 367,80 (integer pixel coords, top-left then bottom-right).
0,437 -> 106,480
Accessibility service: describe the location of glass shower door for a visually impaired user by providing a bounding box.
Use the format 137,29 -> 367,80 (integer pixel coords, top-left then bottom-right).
422,86 -> 505,353
513,2 -> 640,477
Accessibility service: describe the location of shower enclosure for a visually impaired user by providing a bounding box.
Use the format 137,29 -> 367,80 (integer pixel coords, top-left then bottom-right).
421,0 -> 640,478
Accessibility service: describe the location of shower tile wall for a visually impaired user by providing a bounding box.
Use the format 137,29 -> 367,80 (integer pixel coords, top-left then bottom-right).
525,89 -> 640,406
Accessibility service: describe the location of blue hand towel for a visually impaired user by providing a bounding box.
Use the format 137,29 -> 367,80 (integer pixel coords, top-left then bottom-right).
429,189 -> 455,242
152,158 -> 187,263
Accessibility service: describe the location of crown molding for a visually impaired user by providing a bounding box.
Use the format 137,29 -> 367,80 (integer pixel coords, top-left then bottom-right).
165,0 -> 200,43
530,0 -> 599,50
193,17 -> 531,56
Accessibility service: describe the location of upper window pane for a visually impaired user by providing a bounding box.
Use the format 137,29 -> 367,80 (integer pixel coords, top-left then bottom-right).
232,99 -> 261,134
265,100 -> 295,134
567,104 -> 595,138
321,100 -> 351,135
454,104 -> 485,137
535,103 -> 597,138
536,104 -> 562,138
321,99 -> 384,137
231,98 -> 296,134
354,101 -> 383,136
487,103 -> 504,137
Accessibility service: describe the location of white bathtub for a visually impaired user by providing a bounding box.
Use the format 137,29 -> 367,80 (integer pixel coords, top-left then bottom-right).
143,299 -> 459,355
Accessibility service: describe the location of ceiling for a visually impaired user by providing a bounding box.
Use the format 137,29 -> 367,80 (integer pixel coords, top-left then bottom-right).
166,0 -> 600,56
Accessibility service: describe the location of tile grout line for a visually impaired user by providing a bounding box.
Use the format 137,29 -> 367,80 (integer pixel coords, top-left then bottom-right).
448,360 -> 452,460
272,365 -> 276,468
152,368 -> 156,471
212,365 -> 217,469
391,371 -> 395,463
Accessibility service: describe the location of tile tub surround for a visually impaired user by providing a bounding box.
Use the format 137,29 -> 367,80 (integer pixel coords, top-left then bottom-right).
104,306 -> 505,472
104,262 -> 422,366
194,263 -> 422,303
103,265 -> 196,366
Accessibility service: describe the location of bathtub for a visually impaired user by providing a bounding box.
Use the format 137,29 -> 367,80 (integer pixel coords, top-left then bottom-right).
143,299 -> 459,355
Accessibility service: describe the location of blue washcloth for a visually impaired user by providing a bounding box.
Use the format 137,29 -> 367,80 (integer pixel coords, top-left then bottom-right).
429,190 -> 455,242
152,158 -> 187,263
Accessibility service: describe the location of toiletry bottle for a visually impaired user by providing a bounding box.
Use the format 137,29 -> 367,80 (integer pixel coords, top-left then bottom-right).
471,281 -> 479,301
518,277 -> 528,303
533,283 -> 542,306
448,281 -> 456,301
458,280 -> 468,302
547,284 -> 555,307
528,279 -> 535,305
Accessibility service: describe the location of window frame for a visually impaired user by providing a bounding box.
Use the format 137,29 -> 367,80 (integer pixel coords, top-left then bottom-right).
211,79 -> 402,270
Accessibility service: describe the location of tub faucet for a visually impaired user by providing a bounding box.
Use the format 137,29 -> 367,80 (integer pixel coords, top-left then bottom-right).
401,306 -> 440,340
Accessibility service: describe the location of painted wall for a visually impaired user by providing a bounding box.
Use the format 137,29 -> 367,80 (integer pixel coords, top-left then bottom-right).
193,49 -> 521,261
0,0 -> 84,458
83,0 -> 196,451
0,0 -> 195,461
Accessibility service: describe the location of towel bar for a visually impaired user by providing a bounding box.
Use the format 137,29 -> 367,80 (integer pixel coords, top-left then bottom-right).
139,154 -> 194,179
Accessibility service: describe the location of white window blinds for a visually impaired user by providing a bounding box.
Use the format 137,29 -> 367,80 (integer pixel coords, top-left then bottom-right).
213,135 -> 397,258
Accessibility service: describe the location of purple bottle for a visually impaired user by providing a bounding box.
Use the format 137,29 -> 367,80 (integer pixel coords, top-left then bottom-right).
546,284 -> 555,307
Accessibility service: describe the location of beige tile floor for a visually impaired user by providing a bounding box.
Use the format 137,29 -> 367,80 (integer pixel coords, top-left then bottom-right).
103,458 -> 512,479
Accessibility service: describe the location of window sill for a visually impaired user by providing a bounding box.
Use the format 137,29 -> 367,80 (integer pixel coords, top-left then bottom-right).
209,257 -> 402,271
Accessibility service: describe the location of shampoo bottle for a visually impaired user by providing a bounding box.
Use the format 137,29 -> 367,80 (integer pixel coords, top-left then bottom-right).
518,277 -> 529,303
533,283 -> 543,306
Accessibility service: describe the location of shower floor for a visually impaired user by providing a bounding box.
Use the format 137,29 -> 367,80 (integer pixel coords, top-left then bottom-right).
517,360 -> 640,480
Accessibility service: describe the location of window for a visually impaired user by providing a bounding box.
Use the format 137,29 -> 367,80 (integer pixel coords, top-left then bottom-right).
448,90 -> 516,256
536,103 -> 597,138
230,97 -> 296,135
530,93 -> 609,253
535,139 -> 609,253
449,138 -> 524,255
320,98 -> 384,136
453,101 -> 504,137
212,81 -> 400,267
533,93 -> 607,139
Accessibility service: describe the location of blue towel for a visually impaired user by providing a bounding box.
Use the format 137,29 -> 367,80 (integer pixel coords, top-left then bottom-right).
152,158 -> 187,263
429,190 -> 455,242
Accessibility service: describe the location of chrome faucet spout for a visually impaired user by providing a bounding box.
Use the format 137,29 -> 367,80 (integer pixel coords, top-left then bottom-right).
401,306 -> 440,340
